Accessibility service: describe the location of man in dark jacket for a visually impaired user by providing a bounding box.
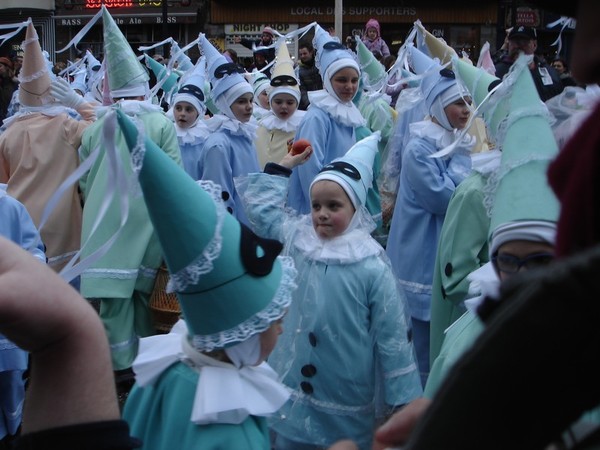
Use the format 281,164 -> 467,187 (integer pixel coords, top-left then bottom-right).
495,26 -> 563,101
297,42 -> 322,110
0,57 -> 18,124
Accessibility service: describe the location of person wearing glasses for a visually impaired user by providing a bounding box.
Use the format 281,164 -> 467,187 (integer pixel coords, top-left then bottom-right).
238,133 -> 421,450
255,41 -> 306,169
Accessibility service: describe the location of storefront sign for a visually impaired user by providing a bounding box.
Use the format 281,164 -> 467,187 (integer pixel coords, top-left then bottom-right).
56,14 -> 193,26
224,24 -> 298,35
289,6 -> 417,17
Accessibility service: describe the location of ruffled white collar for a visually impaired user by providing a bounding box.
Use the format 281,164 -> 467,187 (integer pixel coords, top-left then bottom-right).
292,208 -> 383,264
308,90 -> 366,128
96,99 -> 163,118
2,103 -> 71,128
252,105 -> 271,121
132,320 -> 290,425
258,110 -> 306,133
409,119 -> 456,149
175,121 -> 211,144
205,114 -> 258,142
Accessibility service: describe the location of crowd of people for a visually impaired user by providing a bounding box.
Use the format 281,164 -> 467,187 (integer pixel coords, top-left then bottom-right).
0,2 -> 598,449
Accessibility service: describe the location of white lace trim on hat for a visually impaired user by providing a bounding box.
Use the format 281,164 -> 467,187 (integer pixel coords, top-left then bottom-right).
190,255 -> 297,352
166,180 -> 226,293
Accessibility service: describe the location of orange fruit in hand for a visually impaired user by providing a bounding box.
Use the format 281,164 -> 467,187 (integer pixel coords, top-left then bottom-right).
291,139 -> 311,155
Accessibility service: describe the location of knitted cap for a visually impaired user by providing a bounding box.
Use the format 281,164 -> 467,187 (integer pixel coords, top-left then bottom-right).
102,5 -> 149,98
269,40 -> 300,103
18,21 -> 52,106
115,109 -> 296,351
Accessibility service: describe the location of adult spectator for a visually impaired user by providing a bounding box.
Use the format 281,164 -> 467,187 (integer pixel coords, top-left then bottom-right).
297,41 -> 322,110
234,26 -> 276,64
495,26 -> 563,101
0,57 -> 17,124
552,57 -> 578,86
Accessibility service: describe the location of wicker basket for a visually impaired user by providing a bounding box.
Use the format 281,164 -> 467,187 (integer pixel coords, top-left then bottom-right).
149,264 -> 181,333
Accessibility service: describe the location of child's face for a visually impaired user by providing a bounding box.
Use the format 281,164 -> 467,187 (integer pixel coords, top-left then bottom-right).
258,316 -> 284,364
270,93 -> 298,120
331,67 -> 360,103
310,180 -> 355,239
257,89 -> 270,109
493,239 -> 555,282
231,92 -> 254,122
174,101 -> 199,129
444,97 -> 472,130
367,27 -> 378,40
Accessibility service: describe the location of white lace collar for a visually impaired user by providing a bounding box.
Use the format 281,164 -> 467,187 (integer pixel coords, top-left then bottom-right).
292,208 -> 383,264
132,320 -> 290,425
258,110 -> 306,133
307,89 -> 366,128
2,103 -> 71,128
96,99 -> 163,118
205,114 -> 258,142
252,105 -> 271,120
409,119 -> 456,149
175,121 -> 211,144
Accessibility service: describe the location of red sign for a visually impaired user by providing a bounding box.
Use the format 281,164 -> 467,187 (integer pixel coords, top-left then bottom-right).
516,7 -> 539,27
85,0 -> 162,8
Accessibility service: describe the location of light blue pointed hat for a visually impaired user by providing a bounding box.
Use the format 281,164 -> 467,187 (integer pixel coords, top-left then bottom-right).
170,39 -> 194,72
408,44 -> 460,113
488,55 -> 560,254
311,132 -> 380,208
115,109 -> 296,351
199,33 -> 247,102
102,5 -> 149,98
313,24 -> 359,82
171,56 -> 206,115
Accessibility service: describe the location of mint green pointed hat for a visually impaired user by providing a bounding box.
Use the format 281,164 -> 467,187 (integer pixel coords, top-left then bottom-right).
144,54 -> 180,96
355,37 -> 387,92
114,109 -> 296,351
488,55 -> 560,254
452,56 -> 507,141
102,6 -> 149,98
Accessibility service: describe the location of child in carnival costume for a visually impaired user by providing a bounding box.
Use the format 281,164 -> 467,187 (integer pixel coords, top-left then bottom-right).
287,25 -> 366,214
167,57 -> 210,180
199,33 -> 260,226
78,6 -> 181,374
0,20 -> 95,274
247,70 -> 271,121
237,133 -> 422,449
114,109 -> 297,450
385,45 -> 474,387
255,40 -> 306,169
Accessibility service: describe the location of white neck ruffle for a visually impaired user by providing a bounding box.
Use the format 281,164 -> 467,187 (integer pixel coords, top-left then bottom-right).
258,109 -> 306,133
307,89 -> 366,128
292,207 -> 383,264
205,114 -> 258,142
175,120 -> 211,144
132,319 -> 290,425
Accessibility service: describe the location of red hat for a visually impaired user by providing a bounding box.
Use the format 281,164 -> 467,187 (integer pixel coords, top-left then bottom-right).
0,57 -> 13,70
262,26 -> 274,36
